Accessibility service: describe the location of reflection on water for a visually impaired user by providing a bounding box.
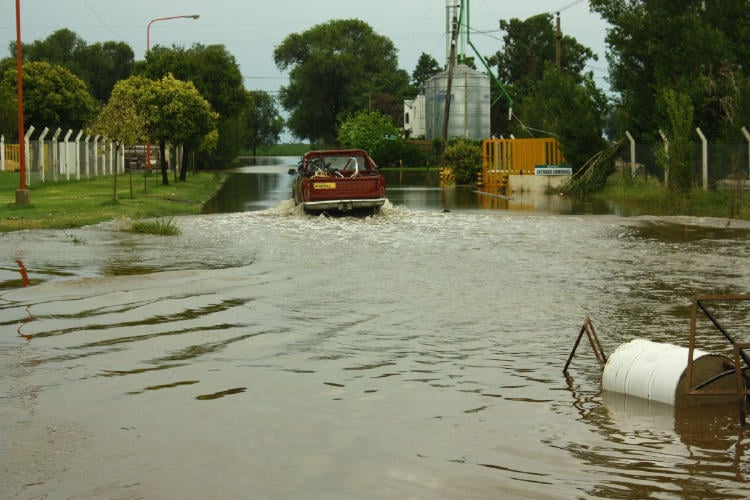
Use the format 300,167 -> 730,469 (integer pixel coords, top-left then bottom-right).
1,160 -> 750,498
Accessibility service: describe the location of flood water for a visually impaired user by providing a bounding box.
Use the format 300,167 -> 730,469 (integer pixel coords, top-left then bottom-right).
2,157 -> 750,498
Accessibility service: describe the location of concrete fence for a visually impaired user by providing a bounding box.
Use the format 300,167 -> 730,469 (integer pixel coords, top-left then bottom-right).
624,127 -> 750,189
1,127 -> 124,184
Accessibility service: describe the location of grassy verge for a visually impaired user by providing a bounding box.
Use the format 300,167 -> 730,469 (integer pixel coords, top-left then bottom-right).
593,175 -> 750,220
1,170 -> 227,233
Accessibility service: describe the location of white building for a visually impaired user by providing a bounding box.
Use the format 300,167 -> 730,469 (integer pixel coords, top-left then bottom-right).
403,95 -> 426,139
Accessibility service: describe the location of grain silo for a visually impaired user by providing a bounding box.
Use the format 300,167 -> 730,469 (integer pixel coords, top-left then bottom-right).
424,64 -> 491,141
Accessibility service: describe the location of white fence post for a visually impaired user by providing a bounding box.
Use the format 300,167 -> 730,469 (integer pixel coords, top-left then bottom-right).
84,135 -> 90,176
108,140 -> 113,174
0,134 -> 4,172
24,126 -> 35,186
658,129 -> 669,188
51,128 -> 61,181
742,126 -> 750,180
75,130 -> 83,179
38,127 -> 49,183
93,135 -> 100,175
118,143 -> 125,173
625,130 -> 636,177
696,127 -> 708,190
63,129 -> 73,181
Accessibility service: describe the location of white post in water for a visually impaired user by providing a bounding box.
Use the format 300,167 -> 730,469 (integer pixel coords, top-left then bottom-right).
696,127 -> 708,190
658,129 -> 669,188
742,126 -> 750,180
24,125 -> 34,186
38,126 -> 49,183
75,130 -> 83,179
625,130 -> 636,177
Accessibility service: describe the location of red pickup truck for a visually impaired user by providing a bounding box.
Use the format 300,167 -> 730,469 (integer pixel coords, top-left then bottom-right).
288,149 -> 386,213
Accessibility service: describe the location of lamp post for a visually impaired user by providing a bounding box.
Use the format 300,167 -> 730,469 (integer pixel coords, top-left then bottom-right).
15,0 -> 29,205
145,14 -> 199,170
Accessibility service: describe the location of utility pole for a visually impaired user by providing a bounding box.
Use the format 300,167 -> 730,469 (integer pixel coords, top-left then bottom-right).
555,12 -> 562,69
441,1 -> 460,165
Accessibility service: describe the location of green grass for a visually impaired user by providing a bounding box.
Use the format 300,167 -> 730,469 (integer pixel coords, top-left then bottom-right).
1,170 -> 227,233
129,217 -> 181,235
594,175 -> 750,220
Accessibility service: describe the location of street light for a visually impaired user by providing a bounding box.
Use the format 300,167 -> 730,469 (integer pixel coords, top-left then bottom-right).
145,14 -> 199,170
146,14 -> 200,52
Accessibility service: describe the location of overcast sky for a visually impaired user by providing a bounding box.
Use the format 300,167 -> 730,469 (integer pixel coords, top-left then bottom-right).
1,0 -> 610,97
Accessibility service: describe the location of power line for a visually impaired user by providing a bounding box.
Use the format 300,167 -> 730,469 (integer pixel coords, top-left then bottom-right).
83,0 -> 123,39
552,0 -> 586,15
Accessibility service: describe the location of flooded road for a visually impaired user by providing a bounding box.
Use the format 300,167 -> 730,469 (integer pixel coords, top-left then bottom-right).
1,159 -> 750,498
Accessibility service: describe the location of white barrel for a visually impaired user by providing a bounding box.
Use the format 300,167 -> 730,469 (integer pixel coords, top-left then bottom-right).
602,338 -> 734,406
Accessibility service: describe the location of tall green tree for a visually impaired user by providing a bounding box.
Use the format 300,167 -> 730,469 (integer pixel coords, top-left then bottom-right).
488,13 -> 598,136
0,61 -> 95,132
75,41 -> 135,102
140,43 -> 248,167
411,52 -> 442,94
273,19 -> 404,144
9,29 -> 134,102
486,14 -> 606,168
113,75 -> 217,184
590,0 -> 750,139
240,90 -> 284,156
492,14 -> 596,89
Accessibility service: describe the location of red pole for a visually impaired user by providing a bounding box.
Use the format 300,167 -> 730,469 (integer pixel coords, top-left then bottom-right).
15,0 -> 26,191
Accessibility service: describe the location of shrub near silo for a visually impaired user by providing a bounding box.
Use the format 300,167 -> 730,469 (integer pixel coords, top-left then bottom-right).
444,139 -> 482,184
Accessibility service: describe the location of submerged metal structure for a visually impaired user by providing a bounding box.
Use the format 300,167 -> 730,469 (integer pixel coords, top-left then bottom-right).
564,295 -> 750,424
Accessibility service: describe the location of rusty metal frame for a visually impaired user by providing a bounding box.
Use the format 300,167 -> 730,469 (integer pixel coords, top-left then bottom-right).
563,315 -> 607,373
734,343 -> 750,424
685,294 -> 750,424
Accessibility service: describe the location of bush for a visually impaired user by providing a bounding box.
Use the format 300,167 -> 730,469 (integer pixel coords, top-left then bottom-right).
372,140 -> 427,167
444,139 -> 482,184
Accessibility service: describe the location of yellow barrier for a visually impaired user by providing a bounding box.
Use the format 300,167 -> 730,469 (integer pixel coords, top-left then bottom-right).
2,143 -> 21,172
481,138 -> 565,192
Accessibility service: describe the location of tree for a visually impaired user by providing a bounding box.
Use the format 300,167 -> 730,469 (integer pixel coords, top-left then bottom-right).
75,41 -> 135,102
486,14 -> 607,167
0,82 -> 17,139
240,90 -> 284,156
589,0 -> 750,139
515,65 -> 608,170
657,88 -> 695,193
273,19 -> 404,144
113,75 -> 217,184
9,29 -> 135,102
90,85 -> 147,200
0,61 -> 95,132
411,53 -> 442,94
337,109 -> 400,155
487,13 -> 598,135
139,43 -> 248,167
491,14 -> 595,90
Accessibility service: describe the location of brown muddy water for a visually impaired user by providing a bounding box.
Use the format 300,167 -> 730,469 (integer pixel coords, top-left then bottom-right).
1,160 -> 750,498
